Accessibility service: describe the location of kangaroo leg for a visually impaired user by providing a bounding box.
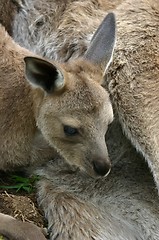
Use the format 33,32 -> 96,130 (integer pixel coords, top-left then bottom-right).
0,213 -> 47,240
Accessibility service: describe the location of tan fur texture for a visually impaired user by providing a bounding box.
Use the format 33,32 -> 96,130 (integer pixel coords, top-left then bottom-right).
0,25 -> 55,171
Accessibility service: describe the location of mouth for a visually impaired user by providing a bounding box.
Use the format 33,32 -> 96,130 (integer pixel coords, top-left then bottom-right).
63,154 -> 111,178
104,167 -> 111,177
79,164 -> 111,179
92,160 -> 111,177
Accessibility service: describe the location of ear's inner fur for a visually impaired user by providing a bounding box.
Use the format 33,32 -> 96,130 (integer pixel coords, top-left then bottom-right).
84,12 -> 116,71
24,57 -> 64,93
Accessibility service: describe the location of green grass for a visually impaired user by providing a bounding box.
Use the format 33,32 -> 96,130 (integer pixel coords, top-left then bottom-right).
0,175 -> 40,193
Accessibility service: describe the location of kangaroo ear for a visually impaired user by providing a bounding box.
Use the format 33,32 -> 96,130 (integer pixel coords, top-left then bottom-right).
24,57 -> 65,93
12,0 -> 28,8
84,13 -> 116,74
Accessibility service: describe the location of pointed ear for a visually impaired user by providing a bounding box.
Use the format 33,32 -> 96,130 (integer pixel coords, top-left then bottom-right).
11,0 -> 24,8
12,0 -> 28,8
84,13 -> 116,74
24,57 -> 65,93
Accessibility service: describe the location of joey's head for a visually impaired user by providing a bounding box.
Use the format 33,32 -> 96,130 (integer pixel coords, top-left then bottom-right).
24,13 -> 116,178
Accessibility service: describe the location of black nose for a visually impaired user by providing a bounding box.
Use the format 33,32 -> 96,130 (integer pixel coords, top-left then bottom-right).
93,159 -> 111,176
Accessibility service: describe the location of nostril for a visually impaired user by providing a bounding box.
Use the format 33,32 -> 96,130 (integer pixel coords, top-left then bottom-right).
93,160 -> 111,176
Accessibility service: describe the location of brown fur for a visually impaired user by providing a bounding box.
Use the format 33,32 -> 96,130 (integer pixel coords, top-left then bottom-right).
0,26 -> 54,170
0,0 -> 19,36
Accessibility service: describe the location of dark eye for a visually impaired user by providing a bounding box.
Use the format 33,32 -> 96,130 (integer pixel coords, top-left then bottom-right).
35,19 -> 44,27
64,125 -> 79,136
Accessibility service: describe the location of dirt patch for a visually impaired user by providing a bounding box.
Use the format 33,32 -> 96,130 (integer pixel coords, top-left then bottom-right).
0,171 -> 45,228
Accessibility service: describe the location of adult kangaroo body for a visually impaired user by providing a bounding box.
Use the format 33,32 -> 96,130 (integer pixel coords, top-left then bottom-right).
0,0 -> 159,239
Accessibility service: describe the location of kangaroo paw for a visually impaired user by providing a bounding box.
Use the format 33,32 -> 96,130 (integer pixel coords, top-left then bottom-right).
0,213 -> 47,240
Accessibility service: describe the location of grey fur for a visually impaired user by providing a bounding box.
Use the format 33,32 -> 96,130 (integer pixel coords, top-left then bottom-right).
12,0 -> 117,61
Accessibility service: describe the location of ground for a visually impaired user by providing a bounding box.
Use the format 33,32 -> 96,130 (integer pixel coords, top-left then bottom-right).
0,171 -> 45,228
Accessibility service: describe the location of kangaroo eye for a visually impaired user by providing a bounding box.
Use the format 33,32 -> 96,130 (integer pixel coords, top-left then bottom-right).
64,125 -> 79,136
